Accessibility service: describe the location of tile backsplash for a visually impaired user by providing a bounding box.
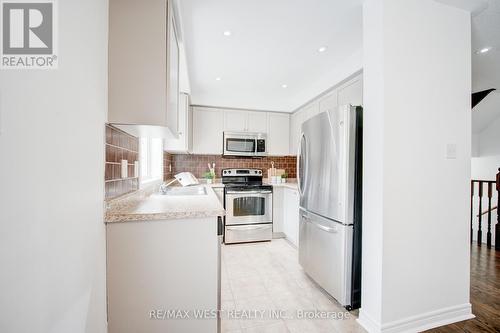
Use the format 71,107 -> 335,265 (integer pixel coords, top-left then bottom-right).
164,153 -> 297,180
105,125 -> 139,199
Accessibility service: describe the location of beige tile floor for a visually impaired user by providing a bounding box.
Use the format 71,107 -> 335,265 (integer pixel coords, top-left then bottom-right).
220,239 -> 367,333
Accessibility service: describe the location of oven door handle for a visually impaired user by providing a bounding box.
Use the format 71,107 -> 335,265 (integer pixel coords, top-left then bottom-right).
226,190 -> 272,195
229,224 -> 271,231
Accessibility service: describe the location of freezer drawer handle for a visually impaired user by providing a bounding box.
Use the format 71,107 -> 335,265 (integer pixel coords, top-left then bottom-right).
303,216 -> 338,233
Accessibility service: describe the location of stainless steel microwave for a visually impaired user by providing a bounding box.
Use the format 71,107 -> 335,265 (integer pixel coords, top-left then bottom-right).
223,132 -> 267,157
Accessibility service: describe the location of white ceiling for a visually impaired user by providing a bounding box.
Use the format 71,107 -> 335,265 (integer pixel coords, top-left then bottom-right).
177,0 -> 499,122
177,0 -> 363,112
471,0 -> 500,133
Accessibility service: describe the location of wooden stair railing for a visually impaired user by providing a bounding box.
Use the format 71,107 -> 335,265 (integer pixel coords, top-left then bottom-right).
471,168 -> 500,250
477,206 -> 497,217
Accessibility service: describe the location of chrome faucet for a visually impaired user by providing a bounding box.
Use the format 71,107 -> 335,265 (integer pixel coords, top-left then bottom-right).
159,179 -> 179,194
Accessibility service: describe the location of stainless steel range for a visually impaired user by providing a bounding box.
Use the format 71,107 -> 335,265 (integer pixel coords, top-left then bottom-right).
222,169 -> 273,244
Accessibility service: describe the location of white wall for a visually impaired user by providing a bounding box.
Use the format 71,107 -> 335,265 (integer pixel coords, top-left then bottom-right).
361,0 -> 472,332
0,1 -> 108,332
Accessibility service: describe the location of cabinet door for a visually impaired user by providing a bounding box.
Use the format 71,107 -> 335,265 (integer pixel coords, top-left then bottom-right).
268,113 -> 290,155
272,187 -> 284,234
338,77 -> 363,106
319,91 -> 338,114
289,110 -> 305,156
302,102 -> 320,122
247,112 -> 268,133
164,93 -> 192,153
193,107 -> 224,154
108,0 -> 168,127
166,8 -> 180,136
284,188 -> 300,246
224,110 -> 247,132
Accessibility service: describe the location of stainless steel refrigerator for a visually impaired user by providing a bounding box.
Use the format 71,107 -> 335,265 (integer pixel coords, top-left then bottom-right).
297,105 -> 362,310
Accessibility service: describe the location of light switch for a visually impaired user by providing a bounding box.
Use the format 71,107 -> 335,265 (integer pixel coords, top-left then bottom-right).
446,143 -> 457,159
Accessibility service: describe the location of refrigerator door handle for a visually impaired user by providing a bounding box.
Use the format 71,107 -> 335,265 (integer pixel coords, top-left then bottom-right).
297,133 -> 306,196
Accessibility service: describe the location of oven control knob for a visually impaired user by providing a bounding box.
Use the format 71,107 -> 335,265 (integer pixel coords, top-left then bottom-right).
227,170 -> 231,174
258,170 -> 262,174
223,170 -> 227,174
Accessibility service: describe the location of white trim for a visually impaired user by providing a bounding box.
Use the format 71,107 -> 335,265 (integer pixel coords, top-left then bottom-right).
358,309 -> 382,333
358,303 -> 474,333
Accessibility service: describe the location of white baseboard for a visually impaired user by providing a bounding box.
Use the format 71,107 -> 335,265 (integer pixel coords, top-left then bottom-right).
358,303 -> 474,333
358,310 -> 381,332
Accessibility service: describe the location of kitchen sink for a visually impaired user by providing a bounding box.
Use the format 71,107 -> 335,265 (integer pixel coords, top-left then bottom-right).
159,186 -> 207,196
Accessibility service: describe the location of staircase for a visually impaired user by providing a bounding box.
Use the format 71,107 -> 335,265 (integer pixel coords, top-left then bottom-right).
471,168 -> 500,250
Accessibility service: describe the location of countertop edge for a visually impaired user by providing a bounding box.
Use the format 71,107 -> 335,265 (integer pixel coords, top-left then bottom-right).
105,209 -> 226,223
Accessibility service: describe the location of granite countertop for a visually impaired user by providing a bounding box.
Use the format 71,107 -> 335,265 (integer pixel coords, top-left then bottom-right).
105,184 -> 225,223
264,179 -> 298,190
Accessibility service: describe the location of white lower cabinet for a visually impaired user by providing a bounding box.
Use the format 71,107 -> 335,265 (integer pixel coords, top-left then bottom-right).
273,186 -> 300,246
106,217 -> 219,333
213,187 -> 224,205
272,187 -> 284,234
283,188 -> 300,246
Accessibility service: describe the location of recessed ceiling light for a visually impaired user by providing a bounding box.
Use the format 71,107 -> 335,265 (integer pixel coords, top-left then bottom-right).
215,77 -> 221,81
477,47 -> 491,54
223,31 -> 231,36
318,46 -> 328,53
281,84 -> 288,88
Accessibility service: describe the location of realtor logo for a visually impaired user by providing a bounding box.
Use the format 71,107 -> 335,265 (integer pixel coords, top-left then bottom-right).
1,0 -> 58,69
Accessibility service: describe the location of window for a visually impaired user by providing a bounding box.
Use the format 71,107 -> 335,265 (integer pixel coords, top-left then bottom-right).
139,137 -> 163,184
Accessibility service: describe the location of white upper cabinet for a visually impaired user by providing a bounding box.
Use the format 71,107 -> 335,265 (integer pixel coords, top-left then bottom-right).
288,74 -> 363,155
338,77 -> 363,106
302,101 -> 320,122
224,110 -> 268,133
223,111 -> 248,132
247,112 -> 268,133
164,93 -> 192,153
192,107 -> 290,156
166,8 -> 180,136
319,91 -> 338,114
108,0 -> 180,137
192,107 -> 224,154
290,109 -> 305,155
268,113 -> 290,156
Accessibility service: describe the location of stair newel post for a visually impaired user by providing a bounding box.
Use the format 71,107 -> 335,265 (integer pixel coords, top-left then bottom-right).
478,181 -> 483,245
471,181 -> 474,244
496,168 -> 500,250
487,182 -> 492,248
